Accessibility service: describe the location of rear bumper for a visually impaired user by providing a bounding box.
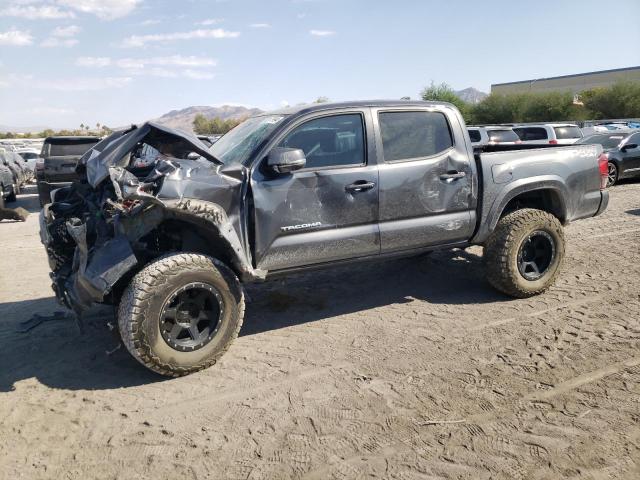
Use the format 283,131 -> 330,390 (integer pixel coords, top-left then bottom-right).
595,189 -> 609,217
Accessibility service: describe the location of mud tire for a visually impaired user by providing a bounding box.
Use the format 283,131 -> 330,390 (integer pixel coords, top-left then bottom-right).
484,208 -> 565,298
118,253 -> 245,377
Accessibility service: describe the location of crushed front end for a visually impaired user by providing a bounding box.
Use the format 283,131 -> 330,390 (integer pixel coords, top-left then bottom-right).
39,122 -> 254,315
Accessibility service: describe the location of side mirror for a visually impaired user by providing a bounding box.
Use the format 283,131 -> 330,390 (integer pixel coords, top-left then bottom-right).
621,143 -> 638,152
267,147 -> 306,174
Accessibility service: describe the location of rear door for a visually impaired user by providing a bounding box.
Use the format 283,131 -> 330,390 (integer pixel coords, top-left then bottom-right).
43,138 -> 99,183
251,109 -> 380,271
373,107 -> 477,253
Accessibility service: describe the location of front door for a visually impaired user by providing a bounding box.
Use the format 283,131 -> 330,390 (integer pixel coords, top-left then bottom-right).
251,111 -> 380,271
373,108 -> 477,253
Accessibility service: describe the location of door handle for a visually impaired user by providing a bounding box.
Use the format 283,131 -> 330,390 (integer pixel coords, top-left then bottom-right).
345,180 -> 376,193
439,171 -> 466,180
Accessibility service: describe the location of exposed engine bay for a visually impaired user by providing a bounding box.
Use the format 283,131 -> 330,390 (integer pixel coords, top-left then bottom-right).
39,122 -> 258,315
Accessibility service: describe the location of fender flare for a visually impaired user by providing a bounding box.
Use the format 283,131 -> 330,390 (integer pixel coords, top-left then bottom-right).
473,176 -> 570,244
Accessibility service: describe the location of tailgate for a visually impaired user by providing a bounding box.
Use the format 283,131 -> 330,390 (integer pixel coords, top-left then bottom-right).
44,155 -> 83,182
42,139 -> 99,183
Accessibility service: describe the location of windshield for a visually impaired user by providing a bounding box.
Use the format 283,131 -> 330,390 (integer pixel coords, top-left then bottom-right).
553,126 -> 582,139
578,134 -> 626,150
487,129 -> 519,142
209,115 -> 286,165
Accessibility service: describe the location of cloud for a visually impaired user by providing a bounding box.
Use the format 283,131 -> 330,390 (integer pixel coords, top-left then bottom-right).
76,56 -> 111,67
0,1 -> 140,20
41,23 -> 81,47
0,29 -> 34,46
77,55 -> 217,69
41,37 -> 78,47
121,28 -> 240,47
310,29 -> 335,36
0,5 -> 76,20
139,19 -> 161,26
52,25 -> 81,37
197,18 -> 223,26
249,23 -> 270,28
57,0 -> 141,20
76,55 -> 218,80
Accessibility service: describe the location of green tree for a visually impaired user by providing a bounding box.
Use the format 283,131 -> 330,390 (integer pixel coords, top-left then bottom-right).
193,114 -> 243,135
420,82 -> 471,122
580,82 -> 640,119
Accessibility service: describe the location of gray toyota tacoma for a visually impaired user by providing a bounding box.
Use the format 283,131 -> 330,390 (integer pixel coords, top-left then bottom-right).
39,101 -> 609,376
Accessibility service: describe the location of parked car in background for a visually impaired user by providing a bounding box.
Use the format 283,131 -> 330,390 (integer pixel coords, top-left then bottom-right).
17,148 -> 39,176
0,151 -> 28,199
513,123 -> 583,145
467,127 -> 489,147
485,126 -> 521,145
36,136 -> 100,206
578,131 -> 640,186
0,162 -> 17,203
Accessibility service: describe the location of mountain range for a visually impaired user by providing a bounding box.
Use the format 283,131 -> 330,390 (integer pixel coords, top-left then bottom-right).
153,105 -> 264,133
454,87 -> 488,104
2,90 -> 489,134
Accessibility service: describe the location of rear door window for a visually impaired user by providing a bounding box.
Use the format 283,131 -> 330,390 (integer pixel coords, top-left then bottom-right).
514,127 -> 548,141
379,111 -> 453,162
554,126 -> 582,139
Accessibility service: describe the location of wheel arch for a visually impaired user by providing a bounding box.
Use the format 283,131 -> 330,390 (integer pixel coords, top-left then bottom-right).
473,177 -> 570,244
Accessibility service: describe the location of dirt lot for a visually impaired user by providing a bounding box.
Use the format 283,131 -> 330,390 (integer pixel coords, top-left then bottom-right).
1,183 -> 639,480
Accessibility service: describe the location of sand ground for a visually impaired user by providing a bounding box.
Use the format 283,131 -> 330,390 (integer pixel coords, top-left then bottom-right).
1,183 -> 639,479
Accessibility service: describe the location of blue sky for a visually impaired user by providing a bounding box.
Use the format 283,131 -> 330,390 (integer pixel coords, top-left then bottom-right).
1,0 -> 639,129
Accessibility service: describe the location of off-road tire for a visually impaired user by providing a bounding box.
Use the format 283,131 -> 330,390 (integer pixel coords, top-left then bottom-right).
0,192 -> 4,209
118,253 -> 245,377
484,208 -> 565,298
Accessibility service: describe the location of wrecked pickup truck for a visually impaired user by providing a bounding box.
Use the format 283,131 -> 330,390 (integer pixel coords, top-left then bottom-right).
40,101 -> 609,376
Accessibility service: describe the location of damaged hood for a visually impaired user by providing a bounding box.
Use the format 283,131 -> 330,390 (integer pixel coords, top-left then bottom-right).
85,121 -> 221,188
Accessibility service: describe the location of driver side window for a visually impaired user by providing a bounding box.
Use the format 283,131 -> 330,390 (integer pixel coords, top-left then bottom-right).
278,114 -> 365,169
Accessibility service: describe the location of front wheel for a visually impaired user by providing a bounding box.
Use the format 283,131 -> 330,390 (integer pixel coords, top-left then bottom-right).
484,209 -> 565,298
118,253 -> 245,377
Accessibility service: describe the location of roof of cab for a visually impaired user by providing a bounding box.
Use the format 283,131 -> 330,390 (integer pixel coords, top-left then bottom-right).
258,100 -> 455,117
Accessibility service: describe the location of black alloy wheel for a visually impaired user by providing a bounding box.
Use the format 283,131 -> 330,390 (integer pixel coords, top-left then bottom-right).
160,282 -> 223,352
517,230 -> 556,281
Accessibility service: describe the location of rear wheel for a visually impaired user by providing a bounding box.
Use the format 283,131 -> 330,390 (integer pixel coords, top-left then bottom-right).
607,162 -> 618,187
118,253 -> 245,377
484,208 -> 565,298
